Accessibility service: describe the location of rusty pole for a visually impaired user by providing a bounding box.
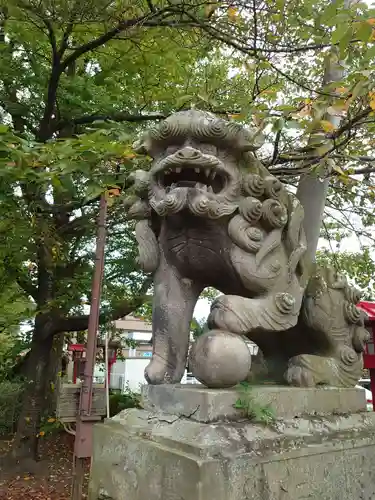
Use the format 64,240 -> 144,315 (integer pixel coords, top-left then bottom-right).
71,193 -> 108,500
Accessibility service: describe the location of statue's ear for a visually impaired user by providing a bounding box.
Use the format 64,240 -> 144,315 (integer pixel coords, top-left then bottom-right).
132,138 -> 148,155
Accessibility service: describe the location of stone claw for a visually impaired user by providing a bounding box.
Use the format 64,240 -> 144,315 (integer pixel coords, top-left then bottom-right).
144,356 -> 182,385
207,295 -> 249,335
284,362 -> 315,387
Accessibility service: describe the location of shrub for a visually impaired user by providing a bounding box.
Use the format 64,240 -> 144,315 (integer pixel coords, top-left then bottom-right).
0,381 -> 24,434
109,386 -> 141,416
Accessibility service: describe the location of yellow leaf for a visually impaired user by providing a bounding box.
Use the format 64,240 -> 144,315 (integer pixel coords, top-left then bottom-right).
228,6 -> 238,21
228,114 -> 244,120
333,164 -> 347,176
296,104 -> 312,117
205,3 -> 217,17
252,114 -> 263,127
47,418 -> 55,423
320,120 -> 336,132
107,188 -> 121,197
57,371 -> 62,377
25,417 -> 30,423
50,382 -> 55,391
369,92 -> 375,110
23,476 -> 31,481
367,18 -> 375,25
339,175 -> 350,185
39,431 -> 45,437
335,87 -> 348,94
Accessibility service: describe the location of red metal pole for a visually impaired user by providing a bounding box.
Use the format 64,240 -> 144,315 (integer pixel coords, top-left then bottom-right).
370,369 -> 375,412
370,325 -> 375,412
71,193 -> 108,500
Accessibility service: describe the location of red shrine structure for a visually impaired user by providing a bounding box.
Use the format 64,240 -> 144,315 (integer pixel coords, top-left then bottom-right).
358,301 -> 375,410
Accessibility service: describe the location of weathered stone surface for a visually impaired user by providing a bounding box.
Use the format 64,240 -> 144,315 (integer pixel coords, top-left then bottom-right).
89,404 -> 375,500
141,384 -> 367,422
125,109 -> 369,389
188,331 -> 252,388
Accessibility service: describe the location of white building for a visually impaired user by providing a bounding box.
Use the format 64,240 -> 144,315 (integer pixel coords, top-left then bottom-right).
109,315 -> 153,392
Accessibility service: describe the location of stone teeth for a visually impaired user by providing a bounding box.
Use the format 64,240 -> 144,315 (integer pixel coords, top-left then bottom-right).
195,167 -> 200,173
195,183 -> 207,191
211,171 -> 216,180
205,168 -> 210,177
208,186 -> 213,193
201,184 -> 207,191
175,167 -> 181,173
171,183 -> 177,190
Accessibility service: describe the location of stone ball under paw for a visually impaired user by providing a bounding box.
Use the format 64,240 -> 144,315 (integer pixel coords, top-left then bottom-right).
189,330 -> 252,388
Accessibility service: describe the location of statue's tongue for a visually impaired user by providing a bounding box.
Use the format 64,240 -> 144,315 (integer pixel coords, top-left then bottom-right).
177,180 -> 196,188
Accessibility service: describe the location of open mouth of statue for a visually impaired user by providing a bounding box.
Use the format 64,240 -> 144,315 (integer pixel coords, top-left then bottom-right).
157,166 -> 226,194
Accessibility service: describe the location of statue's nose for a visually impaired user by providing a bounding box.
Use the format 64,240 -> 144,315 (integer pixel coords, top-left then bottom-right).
175,147 -> 201,160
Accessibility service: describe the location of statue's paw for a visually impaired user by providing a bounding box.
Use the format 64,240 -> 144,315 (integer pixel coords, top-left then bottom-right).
207,295 -> 249,335
285,365 -> 315,387
285,355 -> 316,387
144,356 -> 179,385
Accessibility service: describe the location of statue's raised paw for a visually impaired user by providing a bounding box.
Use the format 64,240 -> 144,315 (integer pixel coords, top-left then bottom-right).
208,292 -> 302,338
207,295 -> 250,334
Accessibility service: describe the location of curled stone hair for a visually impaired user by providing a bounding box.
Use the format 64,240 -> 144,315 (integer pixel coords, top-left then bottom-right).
133,109 -> 264,156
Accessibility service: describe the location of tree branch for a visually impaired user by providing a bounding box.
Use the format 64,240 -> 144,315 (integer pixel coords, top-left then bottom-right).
55,106 -> 244,131
60,10 -> 175,70
3,257 -> 38,301
55,111 -> 167,131
50,278 -> 152,335
58,22 -> 74,58
146,0 -> 156,13
329,106 -> 373,140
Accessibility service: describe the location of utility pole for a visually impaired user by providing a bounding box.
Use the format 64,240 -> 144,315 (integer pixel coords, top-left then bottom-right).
71,193 -> 108,500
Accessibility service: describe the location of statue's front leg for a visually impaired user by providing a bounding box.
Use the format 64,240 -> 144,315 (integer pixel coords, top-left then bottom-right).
145,253 -> 202,385
207,288 -> 303,336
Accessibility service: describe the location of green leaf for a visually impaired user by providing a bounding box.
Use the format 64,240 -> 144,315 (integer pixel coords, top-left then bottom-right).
175,94 -> 194,107
332,25 -> 350,44
285,120 -> 302,129
272,118 -> 285,132
321,2 -> 338,24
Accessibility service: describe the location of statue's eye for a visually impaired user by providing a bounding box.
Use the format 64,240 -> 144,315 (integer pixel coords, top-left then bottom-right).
200,143 -> 217,156
166,145 -> 181,155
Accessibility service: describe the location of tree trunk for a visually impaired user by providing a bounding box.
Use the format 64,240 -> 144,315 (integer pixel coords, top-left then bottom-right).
11,328 -> 54,461
296,0 -> 351,262
296,56 -> 344,262
45,334 -> 65,417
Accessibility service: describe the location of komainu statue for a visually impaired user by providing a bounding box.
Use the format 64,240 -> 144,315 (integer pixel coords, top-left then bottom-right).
125,109 -> 370,388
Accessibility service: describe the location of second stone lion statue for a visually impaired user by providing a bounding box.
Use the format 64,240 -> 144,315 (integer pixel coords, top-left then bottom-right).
125,109 -> 369,389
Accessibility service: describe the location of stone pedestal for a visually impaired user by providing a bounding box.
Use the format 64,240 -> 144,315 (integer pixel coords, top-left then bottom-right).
89,385 -> 375,500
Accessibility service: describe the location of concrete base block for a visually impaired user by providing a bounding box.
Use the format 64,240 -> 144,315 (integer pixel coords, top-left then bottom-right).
141,383 -> 367,421
89,385 -> 375,500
